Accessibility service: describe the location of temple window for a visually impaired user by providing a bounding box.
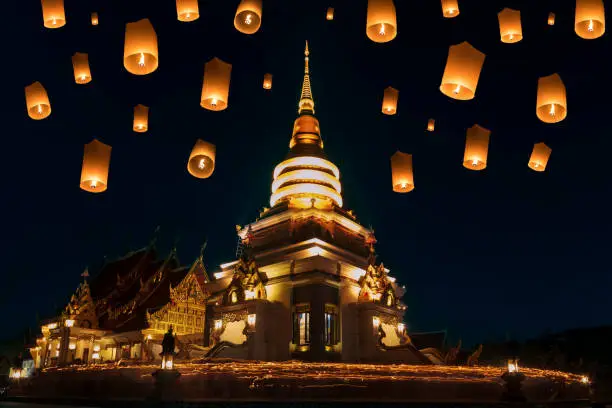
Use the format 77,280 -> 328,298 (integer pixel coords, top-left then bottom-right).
230,290 -> 238,303
293,304 -> 310,345
324,304 -> 338,346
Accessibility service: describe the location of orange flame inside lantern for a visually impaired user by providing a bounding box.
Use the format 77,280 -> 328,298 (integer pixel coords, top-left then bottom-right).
536,73 -> 567,123
124,19 -> 159,75
441,0 -> 460,18
498,8 -> 523,43
234,0 -> 262,34
133,104 -> 149,132
575,0 -> 605,39
440,42 -> 486,101
201,58 -> 232,111
41,0 -> 66,29
188,139 -> 216,179
427,119 -> 435,132
25,82 -> 51,120
382,87 -> 399,115
263,73 -> 273,90
176,0 -> 200,22
80,139 -> 112,193
463,124 -> 490,171
528,143 -> 552,172
391,151 -> 415,193
72,53 -> 92,84
366,0 -> 397,43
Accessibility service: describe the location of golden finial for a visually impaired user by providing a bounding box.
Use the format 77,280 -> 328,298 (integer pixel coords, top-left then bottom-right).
299,41 -> 314,114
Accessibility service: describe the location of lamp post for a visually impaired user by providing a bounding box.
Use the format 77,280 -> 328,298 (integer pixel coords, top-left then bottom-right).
501,358 -> 526,402
150,327 -> 181,403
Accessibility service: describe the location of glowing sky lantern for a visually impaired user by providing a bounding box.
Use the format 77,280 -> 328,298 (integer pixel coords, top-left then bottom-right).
441,0 -> 460,18
25,82 -> 51,120
133,104 -> 149,133
440,42 -> 486,101
536,73 -> 567,123
427,119 -> 435,132
176,0 -> 199,22
575,0 -> 605,39
366,0 -> 397,43
463,124 -> 490,171
123,19 -> 158,75
548,12 -> 556,26
528,143 -> 552,172
498,8 -> 523,43
382,87 -> 399,115
41,0 -> 66,29
263,73 -> 273,90
201,58 -> 232,111
391,151 -> 414,193
327,7 -> 334,20
91,12 -> 99,26
188,139 -> 216,179
234,0 -> 262,34
72,53 -> 92,84
80,139 -> 112,193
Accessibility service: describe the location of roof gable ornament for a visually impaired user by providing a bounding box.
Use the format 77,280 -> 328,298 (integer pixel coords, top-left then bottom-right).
358,260 -> 396,307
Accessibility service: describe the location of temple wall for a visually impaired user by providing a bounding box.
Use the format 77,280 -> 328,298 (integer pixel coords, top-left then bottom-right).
252,301 -> 291,361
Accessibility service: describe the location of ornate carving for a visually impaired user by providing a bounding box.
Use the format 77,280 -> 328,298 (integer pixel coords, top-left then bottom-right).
358,262 -> 397,307
223,247 -> 266,305
467,344 -> 483,366
64,279 -> 98,329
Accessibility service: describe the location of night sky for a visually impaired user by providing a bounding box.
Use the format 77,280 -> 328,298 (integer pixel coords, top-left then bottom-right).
4,0 -> 612,346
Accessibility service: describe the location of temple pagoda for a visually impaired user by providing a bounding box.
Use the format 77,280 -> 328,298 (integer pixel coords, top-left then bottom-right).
31,44 -> 427,367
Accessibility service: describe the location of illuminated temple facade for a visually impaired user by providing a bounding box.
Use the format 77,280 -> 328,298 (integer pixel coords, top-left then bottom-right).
31,44 -> 429,367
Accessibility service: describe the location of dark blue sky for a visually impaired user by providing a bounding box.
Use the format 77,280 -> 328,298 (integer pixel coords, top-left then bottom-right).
4,0 -> 611,345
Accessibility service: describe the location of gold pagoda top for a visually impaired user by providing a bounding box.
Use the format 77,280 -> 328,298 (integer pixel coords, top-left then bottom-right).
298,41 -> 314,115
270,42 -> 343,210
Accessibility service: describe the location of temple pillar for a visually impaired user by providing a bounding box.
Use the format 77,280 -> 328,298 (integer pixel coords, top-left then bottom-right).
58,327 -> 71,365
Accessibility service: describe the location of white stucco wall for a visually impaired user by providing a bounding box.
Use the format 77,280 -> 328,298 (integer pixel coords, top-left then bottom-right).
220,320 -> 247,344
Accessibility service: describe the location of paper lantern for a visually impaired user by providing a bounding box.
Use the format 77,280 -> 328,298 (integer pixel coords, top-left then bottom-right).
201,58 -> 232,111
391,151 -> 414,193
327,7 -> 334,20
382,87 -> 399,115
536,73 -> 567,123
176,0 -> 199,22
528,143 -> 552,172
41,0 -> 66,28
440,41 -> 486,101
123,19 -> 158,75
427,119 -> 435,132
498,8 -> 523,43
133,104 -> 149,132
187,139 -> 216,179
91,12 -> 99,26
463,124 -> 490,171
80,139 -> 111,193
263,73 -> 273,90
72,53 -> 92,84
548,12 -> 555,25
25,82 -> 51,120
234,0 -> 262,34
366,0 -> 397,43
575,0 -> 605,39
441,0 -> 460,18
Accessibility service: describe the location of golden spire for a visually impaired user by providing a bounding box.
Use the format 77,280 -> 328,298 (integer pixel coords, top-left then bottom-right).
298,41 -> 314,115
